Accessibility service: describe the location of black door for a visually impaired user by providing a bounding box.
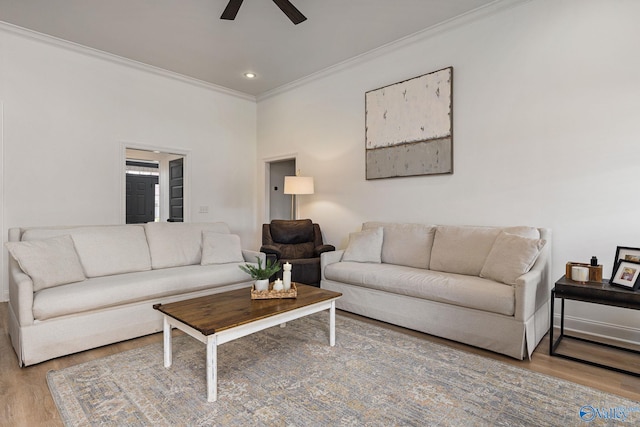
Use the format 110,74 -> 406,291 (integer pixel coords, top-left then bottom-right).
168,158 -> 184,222
126,174 -> 158,223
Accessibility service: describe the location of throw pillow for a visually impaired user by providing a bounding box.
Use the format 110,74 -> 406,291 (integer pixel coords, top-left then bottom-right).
201,232 -> 244,265
5,235 -> 86,292
342,227 -> 383,263
480,231 -> 547,285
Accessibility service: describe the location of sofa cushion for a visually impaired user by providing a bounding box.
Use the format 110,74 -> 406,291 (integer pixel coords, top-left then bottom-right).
6,235 -> 86,291
21,225 -> 152,278
429,226 -> 501,276
32,263 -> 252,321
324,262 -> 515,316
343,227 -> 383,263
480,232 -> 547,285
363,222 -> 436,269
72,226 -> 151,277
201,232 -> 244,265
144,222 -> 230,269
270,219 -> 314,244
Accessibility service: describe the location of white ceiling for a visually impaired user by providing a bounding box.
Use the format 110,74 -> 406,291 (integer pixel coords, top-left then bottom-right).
0,0 -> 498,97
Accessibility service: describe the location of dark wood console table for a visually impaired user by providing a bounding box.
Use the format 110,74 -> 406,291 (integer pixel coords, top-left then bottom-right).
550,275 -> 640,376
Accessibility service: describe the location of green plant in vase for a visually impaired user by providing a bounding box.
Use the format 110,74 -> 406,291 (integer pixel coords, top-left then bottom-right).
239,257 -> 281,291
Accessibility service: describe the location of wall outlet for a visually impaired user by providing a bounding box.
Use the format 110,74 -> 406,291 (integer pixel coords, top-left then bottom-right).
199,206 -> 209,213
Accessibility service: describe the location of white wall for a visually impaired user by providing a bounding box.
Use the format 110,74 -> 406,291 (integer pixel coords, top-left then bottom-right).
0,25 -> 258,300
257,0 -> 640,342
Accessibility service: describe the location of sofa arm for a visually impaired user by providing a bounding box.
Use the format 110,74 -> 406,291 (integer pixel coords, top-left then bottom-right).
321,249 -> 344,281
514,227 -> 552,322
9,263 -> 35,326
514,269 -> 544,322
242,250 -> 265,264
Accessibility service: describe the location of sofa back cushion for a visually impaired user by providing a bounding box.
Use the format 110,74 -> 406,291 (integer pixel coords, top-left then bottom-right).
278,242 -> 316,259
429,226 -> 501,276
362,222 -> 436,269
21,225 -> 152,278
145,222 -> 230,269
269,219 -> 315,244
430,225 -> 542,276
201,232 -> 244,265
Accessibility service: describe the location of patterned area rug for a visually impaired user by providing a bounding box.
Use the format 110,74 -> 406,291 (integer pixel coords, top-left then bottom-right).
48,312 -> 638,426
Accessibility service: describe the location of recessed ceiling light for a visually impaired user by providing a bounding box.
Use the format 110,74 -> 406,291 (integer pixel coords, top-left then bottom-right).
244,72 -> 256,79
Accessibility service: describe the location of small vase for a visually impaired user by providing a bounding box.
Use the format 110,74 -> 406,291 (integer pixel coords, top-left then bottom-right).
255,279 -> 269,291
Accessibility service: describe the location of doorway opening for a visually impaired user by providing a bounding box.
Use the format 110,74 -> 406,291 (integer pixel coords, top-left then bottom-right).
124,147 -> 188,223
126,160 -> 160,223
266,158 -> 296,221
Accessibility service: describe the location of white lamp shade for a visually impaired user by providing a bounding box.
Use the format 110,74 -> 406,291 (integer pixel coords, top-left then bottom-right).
284,176 -> 314,195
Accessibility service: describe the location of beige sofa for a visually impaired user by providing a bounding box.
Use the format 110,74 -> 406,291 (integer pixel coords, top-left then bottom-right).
321,222 -> 552,360
7,222 -> 262,366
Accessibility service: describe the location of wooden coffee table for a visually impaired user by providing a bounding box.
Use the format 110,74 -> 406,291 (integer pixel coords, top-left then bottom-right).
153,284 -> 342,402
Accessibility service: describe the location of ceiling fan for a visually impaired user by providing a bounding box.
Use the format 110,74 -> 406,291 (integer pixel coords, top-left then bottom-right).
221,0 -> 307,25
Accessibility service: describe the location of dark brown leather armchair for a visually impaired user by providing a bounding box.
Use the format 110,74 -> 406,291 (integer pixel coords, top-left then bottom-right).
260,219 -> 335,287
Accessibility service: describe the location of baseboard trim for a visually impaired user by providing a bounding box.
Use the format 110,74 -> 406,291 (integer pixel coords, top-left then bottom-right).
554,313 -> 640,346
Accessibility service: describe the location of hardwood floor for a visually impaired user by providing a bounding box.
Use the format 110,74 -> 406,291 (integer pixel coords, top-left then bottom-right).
2,302 -> 640,426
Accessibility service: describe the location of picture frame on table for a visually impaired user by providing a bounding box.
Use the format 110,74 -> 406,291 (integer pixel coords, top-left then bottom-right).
610,259 -> 640,290
613,246 -> 640,267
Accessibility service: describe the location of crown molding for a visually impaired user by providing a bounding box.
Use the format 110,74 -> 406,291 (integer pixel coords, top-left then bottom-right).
0,21 -> 256,102
257,0 -> 531,101
0,0 -> 531,103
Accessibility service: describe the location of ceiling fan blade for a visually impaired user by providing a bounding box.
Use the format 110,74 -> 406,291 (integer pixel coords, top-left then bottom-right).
220,0 -> 244,20
272,0 -> 307,25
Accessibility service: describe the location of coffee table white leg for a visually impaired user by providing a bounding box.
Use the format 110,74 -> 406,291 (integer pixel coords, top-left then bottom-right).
163,316 -> 172,368
207,335 -> 218,402
329,300 -> 336,346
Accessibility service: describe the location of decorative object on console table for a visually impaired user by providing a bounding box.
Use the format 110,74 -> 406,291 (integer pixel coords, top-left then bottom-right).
613,246 -> 640,266
365,67 -> 453,180
571,265 -> 589,283
610,259 -> 640,290
565,261 -> 602,282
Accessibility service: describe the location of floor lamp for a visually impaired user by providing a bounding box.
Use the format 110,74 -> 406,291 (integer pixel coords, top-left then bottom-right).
283,175 -> 314,220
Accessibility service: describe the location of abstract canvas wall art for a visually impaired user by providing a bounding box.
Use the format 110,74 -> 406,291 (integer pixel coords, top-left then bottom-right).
365,67 -> 453,179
